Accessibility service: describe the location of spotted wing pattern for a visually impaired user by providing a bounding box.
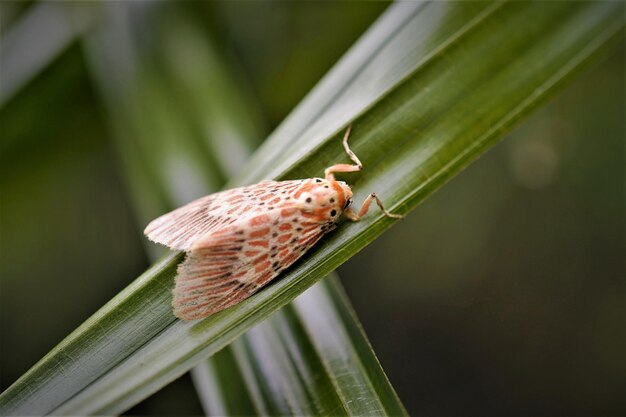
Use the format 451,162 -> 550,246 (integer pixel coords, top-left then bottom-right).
172,205 -> 334,320
144,180 -> 302,251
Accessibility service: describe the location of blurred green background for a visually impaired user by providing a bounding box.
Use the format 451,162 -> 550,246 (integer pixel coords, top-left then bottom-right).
0,2 -> 623,415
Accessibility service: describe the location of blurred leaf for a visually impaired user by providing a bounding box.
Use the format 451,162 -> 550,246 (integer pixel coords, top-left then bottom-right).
0,1 -> 623,415
0,2 -> 93,106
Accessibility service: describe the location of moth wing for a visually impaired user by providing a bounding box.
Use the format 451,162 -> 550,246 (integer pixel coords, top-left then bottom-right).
172,207 -> 328,320
144,182 -> 277,251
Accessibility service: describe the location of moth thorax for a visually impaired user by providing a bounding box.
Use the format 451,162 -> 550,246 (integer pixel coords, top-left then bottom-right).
297,179 -> 352,216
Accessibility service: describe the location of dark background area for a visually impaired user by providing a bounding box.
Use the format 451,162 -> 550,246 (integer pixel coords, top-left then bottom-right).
1,2 -> 623,415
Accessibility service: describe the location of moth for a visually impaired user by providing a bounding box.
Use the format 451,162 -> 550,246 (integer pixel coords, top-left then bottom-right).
144,127 -> 402,320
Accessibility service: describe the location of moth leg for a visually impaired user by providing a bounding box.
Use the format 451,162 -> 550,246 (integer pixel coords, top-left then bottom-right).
325,125 -> 363,181
345,192 -> 403,221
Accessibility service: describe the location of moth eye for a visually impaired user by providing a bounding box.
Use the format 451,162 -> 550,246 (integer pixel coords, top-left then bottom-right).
344,198 -> 352,209
305,197 -> 312,203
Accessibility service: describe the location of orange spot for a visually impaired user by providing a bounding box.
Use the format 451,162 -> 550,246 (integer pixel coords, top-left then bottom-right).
301,209 -> 328,221
281,208 -> 297,217
249,240 -> 269,248
250,214 -> 270,226
253,254 -> 269,265
330,180 -> 346,209
244,250 -> 260,257
294,183 -> 315,198
279,223 -> 292,231
250,227 -> 270,238
258,271 -> 275,285
270,197 -> 281,205
283,253 -> 301,265
254,260 -> 271,273
213,226 -> 236,236
278,234 -> 293,243
260,193 -> 273,201
226,195 -> 244,203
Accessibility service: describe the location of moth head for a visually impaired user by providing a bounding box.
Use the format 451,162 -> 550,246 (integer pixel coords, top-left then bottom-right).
298,178 -> 352,216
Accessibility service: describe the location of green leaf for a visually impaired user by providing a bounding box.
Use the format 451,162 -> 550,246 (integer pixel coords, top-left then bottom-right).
1,1 -> 622,415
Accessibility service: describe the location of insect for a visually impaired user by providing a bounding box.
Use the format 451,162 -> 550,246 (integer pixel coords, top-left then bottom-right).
144,126 -> 402,320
